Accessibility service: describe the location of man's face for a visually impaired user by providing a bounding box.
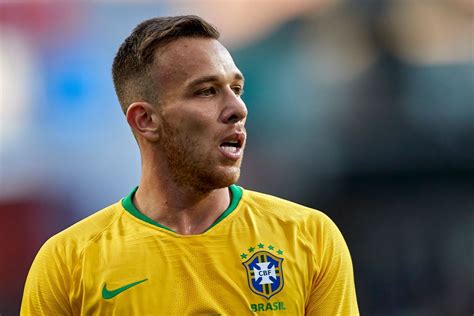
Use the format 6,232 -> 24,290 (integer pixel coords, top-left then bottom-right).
152,37 -> 247,192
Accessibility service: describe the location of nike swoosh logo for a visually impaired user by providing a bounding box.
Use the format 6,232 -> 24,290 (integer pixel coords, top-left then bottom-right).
102,278 -> 148,299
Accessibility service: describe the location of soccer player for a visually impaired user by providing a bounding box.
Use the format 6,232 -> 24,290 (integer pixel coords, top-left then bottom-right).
21,15 -> 358,315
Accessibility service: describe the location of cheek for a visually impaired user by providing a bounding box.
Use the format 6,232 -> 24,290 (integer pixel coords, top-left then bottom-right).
167,108 -> 216,134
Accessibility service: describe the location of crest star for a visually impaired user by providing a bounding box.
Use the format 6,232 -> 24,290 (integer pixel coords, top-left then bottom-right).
277,249 -> 283,255
248,247 -> 255,252
268,245 -> 274,250
241,253 -> 247,259
258,243 -> 264,249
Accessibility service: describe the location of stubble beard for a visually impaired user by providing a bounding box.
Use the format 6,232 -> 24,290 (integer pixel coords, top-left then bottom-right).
160,119 -> 241,194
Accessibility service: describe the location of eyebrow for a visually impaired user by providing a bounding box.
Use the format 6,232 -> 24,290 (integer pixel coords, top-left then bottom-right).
187,73 -> 245,88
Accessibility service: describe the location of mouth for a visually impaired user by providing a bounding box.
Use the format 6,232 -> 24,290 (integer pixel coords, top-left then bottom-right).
219,132 -> 245,160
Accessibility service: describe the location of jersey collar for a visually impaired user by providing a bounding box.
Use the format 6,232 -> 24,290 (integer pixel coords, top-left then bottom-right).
121,185 -> 243,233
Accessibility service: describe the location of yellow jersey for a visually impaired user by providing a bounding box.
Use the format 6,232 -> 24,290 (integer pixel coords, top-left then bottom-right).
21,185 -> 358,315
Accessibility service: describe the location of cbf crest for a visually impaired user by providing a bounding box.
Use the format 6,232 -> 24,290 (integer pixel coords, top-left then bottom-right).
241,244 -> 284,299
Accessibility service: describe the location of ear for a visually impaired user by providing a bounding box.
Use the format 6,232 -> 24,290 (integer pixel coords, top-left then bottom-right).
126,101 -> 161,142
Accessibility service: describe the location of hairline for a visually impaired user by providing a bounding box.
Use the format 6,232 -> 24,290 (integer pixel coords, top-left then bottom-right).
149,37 -> 239,100
112,16 -> 221,113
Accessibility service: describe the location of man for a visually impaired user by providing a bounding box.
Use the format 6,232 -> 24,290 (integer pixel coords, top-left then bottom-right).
21,15 -> 358,315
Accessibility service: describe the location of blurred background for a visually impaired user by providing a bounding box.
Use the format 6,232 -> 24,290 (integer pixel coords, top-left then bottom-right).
0,0 -> 473,314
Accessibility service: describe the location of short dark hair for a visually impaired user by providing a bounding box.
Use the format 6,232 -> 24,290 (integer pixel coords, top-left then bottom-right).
112,15 -> 220,113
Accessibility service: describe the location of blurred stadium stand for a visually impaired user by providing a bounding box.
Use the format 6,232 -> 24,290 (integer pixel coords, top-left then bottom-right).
0,0 -> 472,315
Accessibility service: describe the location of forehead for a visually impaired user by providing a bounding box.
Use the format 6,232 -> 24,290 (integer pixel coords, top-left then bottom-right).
152,38 -> 242,92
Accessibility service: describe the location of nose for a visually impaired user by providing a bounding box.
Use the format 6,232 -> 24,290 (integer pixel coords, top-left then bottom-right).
220,88 -> 248,125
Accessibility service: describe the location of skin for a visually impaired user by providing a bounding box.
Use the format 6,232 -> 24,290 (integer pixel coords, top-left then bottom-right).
125,38 -> 248,235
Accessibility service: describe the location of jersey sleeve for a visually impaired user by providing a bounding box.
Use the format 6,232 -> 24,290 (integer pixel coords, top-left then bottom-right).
21,237 -> 73,315
305,213 -> 359,315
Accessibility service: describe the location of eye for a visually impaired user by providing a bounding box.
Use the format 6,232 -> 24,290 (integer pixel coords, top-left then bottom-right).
196,87 -> 217,97
232,85 -> 244,96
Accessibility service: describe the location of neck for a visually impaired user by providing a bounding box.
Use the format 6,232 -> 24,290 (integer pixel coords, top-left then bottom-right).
133,158 -> 231,235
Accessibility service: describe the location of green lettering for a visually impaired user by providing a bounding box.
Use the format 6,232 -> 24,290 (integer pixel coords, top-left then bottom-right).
250,301 -> 286,312
266,302 -> 273,311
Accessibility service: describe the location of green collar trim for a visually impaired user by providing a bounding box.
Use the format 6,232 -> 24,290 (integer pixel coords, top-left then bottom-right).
121,185 -> 243,233
207,184 -> 242,230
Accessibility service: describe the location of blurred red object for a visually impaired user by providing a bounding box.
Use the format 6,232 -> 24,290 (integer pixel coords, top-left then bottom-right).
0,1 -> 83,44
0,193 -> 72,313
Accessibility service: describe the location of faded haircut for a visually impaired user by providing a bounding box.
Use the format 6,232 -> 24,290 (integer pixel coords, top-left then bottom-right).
112,15 -> 220,113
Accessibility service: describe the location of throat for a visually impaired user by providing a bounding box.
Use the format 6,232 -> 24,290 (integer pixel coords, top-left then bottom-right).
171,218 -> 215,235
133,185 -> 232,235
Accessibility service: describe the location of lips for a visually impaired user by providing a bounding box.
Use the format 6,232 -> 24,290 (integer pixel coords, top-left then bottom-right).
219,132 -> 245,160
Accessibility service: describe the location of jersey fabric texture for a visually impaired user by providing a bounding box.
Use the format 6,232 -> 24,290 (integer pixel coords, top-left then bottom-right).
21,185 -> 358,315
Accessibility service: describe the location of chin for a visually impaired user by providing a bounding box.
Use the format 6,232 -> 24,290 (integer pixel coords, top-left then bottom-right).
200,166 -> 241,190
220,172 -> 240,187
171,156 -> 242,192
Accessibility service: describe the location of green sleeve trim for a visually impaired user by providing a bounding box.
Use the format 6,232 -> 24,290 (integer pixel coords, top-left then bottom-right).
121,185 -> 243,233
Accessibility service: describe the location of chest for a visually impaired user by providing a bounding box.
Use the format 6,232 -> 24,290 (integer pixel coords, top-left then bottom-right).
76,231 -> 315,315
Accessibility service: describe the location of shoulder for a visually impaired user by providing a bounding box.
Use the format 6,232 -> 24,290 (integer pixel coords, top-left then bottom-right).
240,188 -> 347,262
240,188 -> 335,230
38,201 -> 123,265
22,202 -> 124,314
241,188 -> 329,221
